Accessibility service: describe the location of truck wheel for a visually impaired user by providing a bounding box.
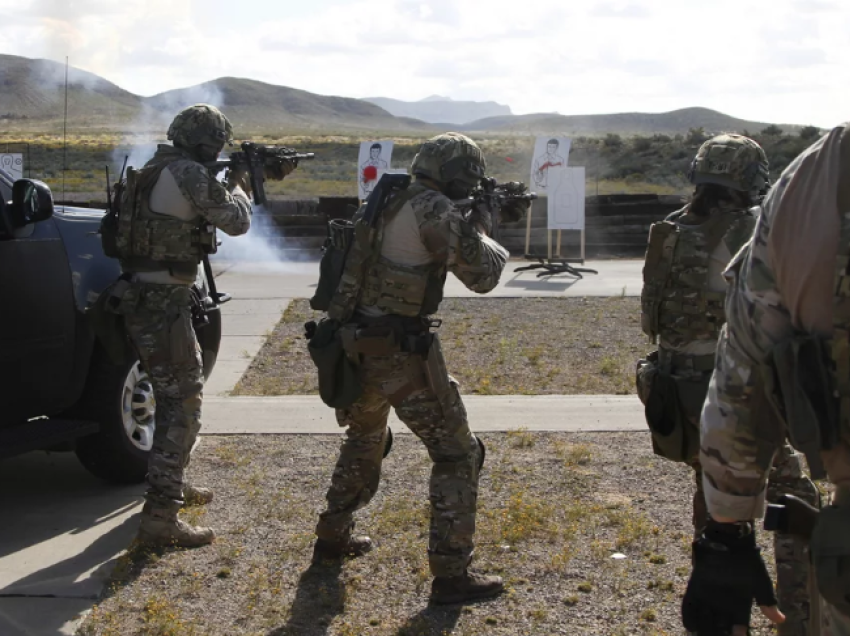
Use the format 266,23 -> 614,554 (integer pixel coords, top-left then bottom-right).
74,350 -> 155,484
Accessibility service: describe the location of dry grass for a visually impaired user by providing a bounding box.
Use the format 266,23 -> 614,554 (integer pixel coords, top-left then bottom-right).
76,432 -> 782,636
232,297 -> 647,396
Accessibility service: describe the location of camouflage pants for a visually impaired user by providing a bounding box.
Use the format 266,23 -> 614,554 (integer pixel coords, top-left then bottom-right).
315,348 -> 481,578
121,282 -> 203,516
689,419 -> 819,636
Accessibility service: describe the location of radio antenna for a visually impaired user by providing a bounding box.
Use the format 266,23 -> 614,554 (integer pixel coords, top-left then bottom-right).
62,56 -> 69,204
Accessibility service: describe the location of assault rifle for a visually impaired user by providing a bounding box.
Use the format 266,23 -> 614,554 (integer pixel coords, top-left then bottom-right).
205,141 -> 314,206
455,177 -> 537,241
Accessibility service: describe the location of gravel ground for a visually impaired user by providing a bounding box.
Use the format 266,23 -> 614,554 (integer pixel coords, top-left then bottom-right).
78,432 -> 781,636
233,297 -> 647,396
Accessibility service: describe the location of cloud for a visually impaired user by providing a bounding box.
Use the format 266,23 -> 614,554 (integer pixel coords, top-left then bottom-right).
589,2 -> 651,18
0,0 -> 847,127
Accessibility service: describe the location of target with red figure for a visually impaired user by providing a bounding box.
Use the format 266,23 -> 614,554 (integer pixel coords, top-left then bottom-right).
357,140 -> 394,199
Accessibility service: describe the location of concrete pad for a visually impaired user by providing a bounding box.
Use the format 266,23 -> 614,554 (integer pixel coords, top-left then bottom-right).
202,394 -> 646,435
205,275 -> 292,395
212,259 -> 644,299
0,597 -> 94,636
0,452 -> 143,599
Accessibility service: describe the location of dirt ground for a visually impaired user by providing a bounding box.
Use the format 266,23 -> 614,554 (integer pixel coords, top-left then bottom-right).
232,297 -> 648,397
77,431 -> 783,636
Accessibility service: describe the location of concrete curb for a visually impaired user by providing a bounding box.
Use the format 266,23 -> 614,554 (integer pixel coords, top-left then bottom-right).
202,394 -> 647,435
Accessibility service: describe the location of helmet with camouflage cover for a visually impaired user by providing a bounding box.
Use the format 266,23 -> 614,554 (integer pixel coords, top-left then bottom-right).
410,132 -> 486,195
688,133 -> 769,194
167,104 -> 233,161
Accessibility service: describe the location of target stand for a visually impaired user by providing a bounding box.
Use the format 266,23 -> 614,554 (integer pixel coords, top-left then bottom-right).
517,207 -> 598,279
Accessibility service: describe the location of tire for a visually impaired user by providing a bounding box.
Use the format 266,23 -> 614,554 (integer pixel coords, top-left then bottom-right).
74,348 -> 155,484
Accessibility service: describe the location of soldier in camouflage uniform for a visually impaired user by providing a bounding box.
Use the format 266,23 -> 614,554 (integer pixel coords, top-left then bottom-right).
682,124 -> 850,636
313,133 -> 518,604
110,104 -> 264,547
638,135 -> 819,635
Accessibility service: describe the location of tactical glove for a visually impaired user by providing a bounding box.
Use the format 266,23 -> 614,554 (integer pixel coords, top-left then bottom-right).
226,165 -> 251,196
264,158 -> 295,181
682,520 -> 778,635
499,199 -> 529,224
468,201 -> 494,235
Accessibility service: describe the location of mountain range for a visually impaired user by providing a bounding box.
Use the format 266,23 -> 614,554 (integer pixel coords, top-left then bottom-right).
0,54 -> 805,136
363,95 -> 511,125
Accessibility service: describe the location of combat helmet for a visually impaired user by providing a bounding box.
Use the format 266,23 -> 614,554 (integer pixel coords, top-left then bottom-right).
410,132 -> 486,194
688,134 -> 769,194
167,104 -> 233,160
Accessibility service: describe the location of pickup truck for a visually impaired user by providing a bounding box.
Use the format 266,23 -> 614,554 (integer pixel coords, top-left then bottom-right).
0,170 -> 225,483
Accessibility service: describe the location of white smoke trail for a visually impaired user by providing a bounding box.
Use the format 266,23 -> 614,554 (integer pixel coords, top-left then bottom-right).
214,202 -> 320,273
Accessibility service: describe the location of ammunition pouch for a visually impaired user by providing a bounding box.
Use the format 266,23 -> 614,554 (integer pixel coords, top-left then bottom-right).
306,318 -> 363,409
810,490 -> 850,618
639,350 -> 706,463
761,334 -> 837,479
311,217 -> 356,311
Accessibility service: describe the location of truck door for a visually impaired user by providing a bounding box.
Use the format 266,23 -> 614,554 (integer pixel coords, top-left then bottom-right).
0,215 -> 76,423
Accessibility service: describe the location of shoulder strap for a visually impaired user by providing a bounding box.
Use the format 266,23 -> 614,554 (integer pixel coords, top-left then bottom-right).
701,209 -> 746,254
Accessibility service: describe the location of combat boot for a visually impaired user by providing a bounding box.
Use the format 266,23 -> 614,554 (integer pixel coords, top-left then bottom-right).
430,572 -> 504,605
137,504 -> 215,548
183,484 -> 214,507
312,535 -> 373,560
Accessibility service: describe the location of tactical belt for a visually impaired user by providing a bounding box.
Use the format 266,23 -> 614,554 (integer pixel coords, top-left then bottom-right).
340,314 -> 440,357
658,350 -> 716,373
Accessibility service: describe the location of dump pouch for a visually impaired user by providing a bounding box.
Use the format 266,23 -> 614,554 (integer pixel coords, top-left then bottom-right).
311,217 -> 356,311
87,276 -> 133,365
762,334 -> 836,479
306,317 -> 362,408
643,369 -> 702,463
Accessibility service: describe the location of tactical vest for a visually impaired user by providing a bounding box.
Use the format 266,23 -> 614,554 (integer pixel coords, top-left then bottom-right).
641,207 -> 754,349
328,183 -> 446,321
114,157 -> 216,276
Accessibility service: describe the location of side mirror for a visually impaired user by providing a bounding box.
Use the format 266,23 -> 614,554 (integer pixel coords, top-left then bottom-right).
9,179 -> 54,228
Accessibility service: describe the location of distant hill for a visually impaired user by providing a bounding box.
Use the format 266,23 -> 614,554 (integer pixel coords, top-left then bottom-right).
460,107 -> 803,136
0,53 -> 141,126
0,54 -> 431,133
364,95 -> 512,125
0,54 -> 807,137
146,79 -> 428,133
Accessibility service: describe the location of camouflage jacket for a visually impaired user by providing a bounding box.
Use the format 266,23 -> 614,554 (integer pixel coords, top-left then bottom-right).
700,125 -> 850,520
345,182 -> 508,319
145,145 -> 252,238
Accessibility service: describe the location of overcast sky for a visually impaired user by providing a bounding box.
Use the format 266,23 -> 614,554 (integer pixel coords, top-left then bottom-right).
1,0 -> 848,127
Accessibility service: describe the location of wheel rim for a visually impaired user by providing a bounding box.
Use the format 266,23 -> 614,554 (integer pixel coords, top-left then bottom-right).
122,362 -> 156,452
